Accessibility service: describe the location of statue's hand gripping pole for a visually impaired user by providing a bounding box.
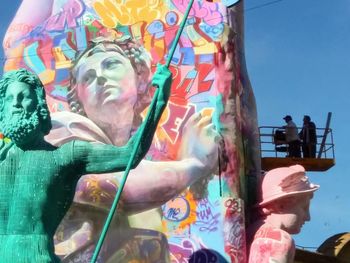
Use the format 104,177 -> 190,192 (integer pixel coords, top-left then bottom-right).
90,1 -> 195,262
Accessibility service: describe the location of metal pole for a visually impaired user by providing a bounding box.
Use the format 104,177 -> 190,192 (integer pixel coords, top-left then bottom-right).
90,1 -> 194,262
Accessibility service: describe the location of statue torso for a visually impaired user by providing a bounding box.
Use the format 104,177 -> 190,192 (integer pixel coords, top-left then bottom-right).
0,140 -> 79,262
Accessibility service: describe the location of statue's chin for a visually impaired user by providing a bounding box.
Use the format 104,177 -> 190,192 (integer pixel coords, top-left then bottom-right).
1,110 -> 41,146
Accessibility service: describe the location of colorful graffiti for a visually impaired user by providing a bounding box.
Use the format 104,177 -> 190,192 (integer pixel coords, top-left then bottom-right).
3,0 -> 260,262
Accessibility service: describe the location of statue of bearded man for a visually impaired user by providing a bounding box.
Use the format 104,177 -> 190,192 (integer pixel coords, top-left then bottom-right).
0,67 -> 172,263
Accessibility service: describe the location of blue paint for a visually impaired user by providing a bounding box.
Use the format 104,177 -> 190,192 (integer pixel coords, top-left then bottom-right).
199,54 -> 214,64
54,68 -> 70,83
75,26 -> 88,52
199,23 -> 224,41
51,85 -> 68,99
180,47 -> 195,65
222,0 -> 240,7
147,20 -> 165,39
186,69 -> 198,79
166,43 -> 181,65
165,11 -> 178,26
23,42 -> 46,75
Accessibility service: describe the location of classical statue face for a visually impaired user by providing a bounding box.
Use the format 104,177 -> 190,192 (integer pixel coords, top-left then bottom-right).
75,50 -> 138,124
1,81 -> 41,145
4,81 -> 38,116
274,194 -> 312,234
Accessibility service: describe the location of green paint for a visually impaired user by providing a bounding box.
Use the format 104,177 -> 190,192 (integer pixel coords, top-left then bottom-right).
91,1 -> 194,261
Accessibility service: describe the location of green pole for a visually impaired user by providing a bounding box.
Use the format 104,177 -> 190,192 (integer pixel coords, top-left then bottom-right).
90,1 -> 194,262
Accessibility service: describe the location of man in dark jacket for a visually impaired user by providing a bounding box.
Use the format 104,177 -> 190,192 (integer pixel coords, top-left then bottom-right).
299,115 -> 317,158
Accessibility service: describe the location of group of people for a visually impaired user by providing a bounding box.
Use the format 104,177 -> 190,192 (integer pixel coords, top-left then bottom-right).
282,115 -> 317,158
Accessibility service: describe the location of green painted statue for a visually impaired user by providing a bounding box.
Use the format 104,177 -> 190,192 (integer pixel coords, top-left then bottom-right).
0,66 -> 172,263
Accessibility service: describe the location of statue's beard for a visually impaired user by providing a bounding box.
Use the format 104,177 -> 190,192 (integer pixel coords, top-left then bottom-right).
1,110 -> 41,145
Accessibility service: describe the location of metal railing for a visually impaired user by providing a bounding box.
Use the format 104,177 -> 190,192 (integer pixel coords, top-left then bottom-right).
259,126 -> 335,159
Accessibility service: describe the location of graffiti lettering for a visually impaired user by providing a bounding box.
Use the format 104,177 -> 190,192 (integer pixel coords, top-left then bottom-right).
167,208 -> 181,220
163,196 -> 190,222
195,199 -> 220,233
161,102 -> 194,144
93,0 -> 163,28
225,198 -> 241,215
224,198 -> 245,262
169,239 -> 197,262
23,41 -> 55,85
171,0 -> 223,25
199,23 -> 224,41
46,0 -> 85,31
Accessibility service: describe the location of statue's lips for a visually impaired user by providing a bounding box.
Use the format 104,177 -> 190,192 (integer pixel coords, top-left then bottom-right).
101,86 -> 122,102
11,110 -> 23,115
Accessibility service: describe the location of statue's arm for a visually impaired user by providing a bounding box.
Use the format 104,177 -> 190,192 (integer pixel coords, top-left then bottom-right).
124,159 -> 214,215
73,112 -> 220,213
75,158 -> 209,214
3,0 -> 54,52
73,141 -> 143,174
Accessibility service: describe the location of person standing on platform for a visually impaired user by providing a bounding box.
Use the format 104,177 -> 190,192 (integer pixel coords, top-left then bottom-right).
283,115 -> 301,158
299,115 -> 317,158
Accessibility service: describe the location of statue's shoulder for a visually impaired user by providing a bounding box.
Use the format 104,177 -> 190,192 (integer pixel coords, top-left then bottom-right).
46,111 -> 112,146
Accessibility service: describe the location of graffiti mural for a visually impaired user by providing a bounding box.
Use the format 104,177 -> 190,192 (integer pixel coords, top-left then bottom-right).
3,0 -> 259,262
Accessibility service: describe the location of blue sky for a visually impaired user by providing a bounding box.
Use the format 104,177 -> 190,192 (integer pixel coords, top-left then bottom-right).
0,0 -> 349,253
245,0 -> 350,250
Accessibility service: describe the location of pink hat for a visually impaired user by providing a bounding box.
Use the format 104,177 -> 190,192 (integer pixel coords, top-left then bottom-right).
259,164 -> 319,207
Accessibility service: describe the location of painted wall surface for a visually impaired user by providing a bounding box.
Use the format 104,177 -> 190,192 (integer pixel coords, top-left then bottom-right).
3,0 -> 260,262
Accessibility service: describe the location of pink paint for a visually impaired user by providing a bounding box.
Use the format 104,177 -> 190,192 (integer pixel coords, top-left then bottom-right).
171,0 -> 223,26
248,226 -> 295,263
46,0 -> 85,31
258,165 -> 319,206
248,165 -> 319,262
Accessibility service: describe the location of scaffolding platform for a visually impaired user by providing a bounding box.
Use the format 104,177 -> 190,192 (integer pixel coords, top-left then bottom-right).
259,124 -> 335,172
261,157 -> 335,172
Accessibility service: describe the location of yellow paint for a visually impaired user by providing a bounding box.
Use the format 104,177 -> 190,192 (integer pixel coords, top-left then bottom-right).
201,108 -> 214,117
131,22 -> 143,40
141,104 -> 173,143
153,39 -> 165,59
38,70 -> 56,85
186,26 -> 218,54
52,47 -> 72,69
93,2 -> 116,28
178,191 -> 197,229
92,0 -> 166,28
193,43 -> 218,54
3,44 -> 25,72
143,34 -> 153,53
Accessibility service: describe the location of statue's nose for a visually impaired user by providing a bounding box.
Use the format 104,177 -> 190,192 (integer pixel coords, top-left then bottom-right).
12,95 -> 22,108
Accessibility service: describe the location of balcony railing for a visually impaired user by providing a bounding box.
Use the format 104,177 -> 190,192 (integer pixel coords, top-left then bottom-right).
259,126 -> 335,171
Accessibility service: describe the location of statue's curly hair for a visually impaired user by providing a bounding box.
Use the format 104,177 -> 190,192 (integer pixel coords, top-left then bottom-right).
69,36 -> 152,122
0,68 -> 52,135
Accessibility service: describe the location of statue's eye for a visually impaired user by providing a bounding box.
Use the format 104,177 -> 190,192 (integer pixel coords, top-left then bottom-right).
102,58 -> 122,70
82,69 -> 97,84
5,95 -> 13,102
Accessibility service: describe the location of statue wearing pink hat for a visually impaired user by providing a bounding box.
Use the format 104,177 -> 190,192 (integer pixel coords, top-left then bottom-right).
247,165 -> 319,263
